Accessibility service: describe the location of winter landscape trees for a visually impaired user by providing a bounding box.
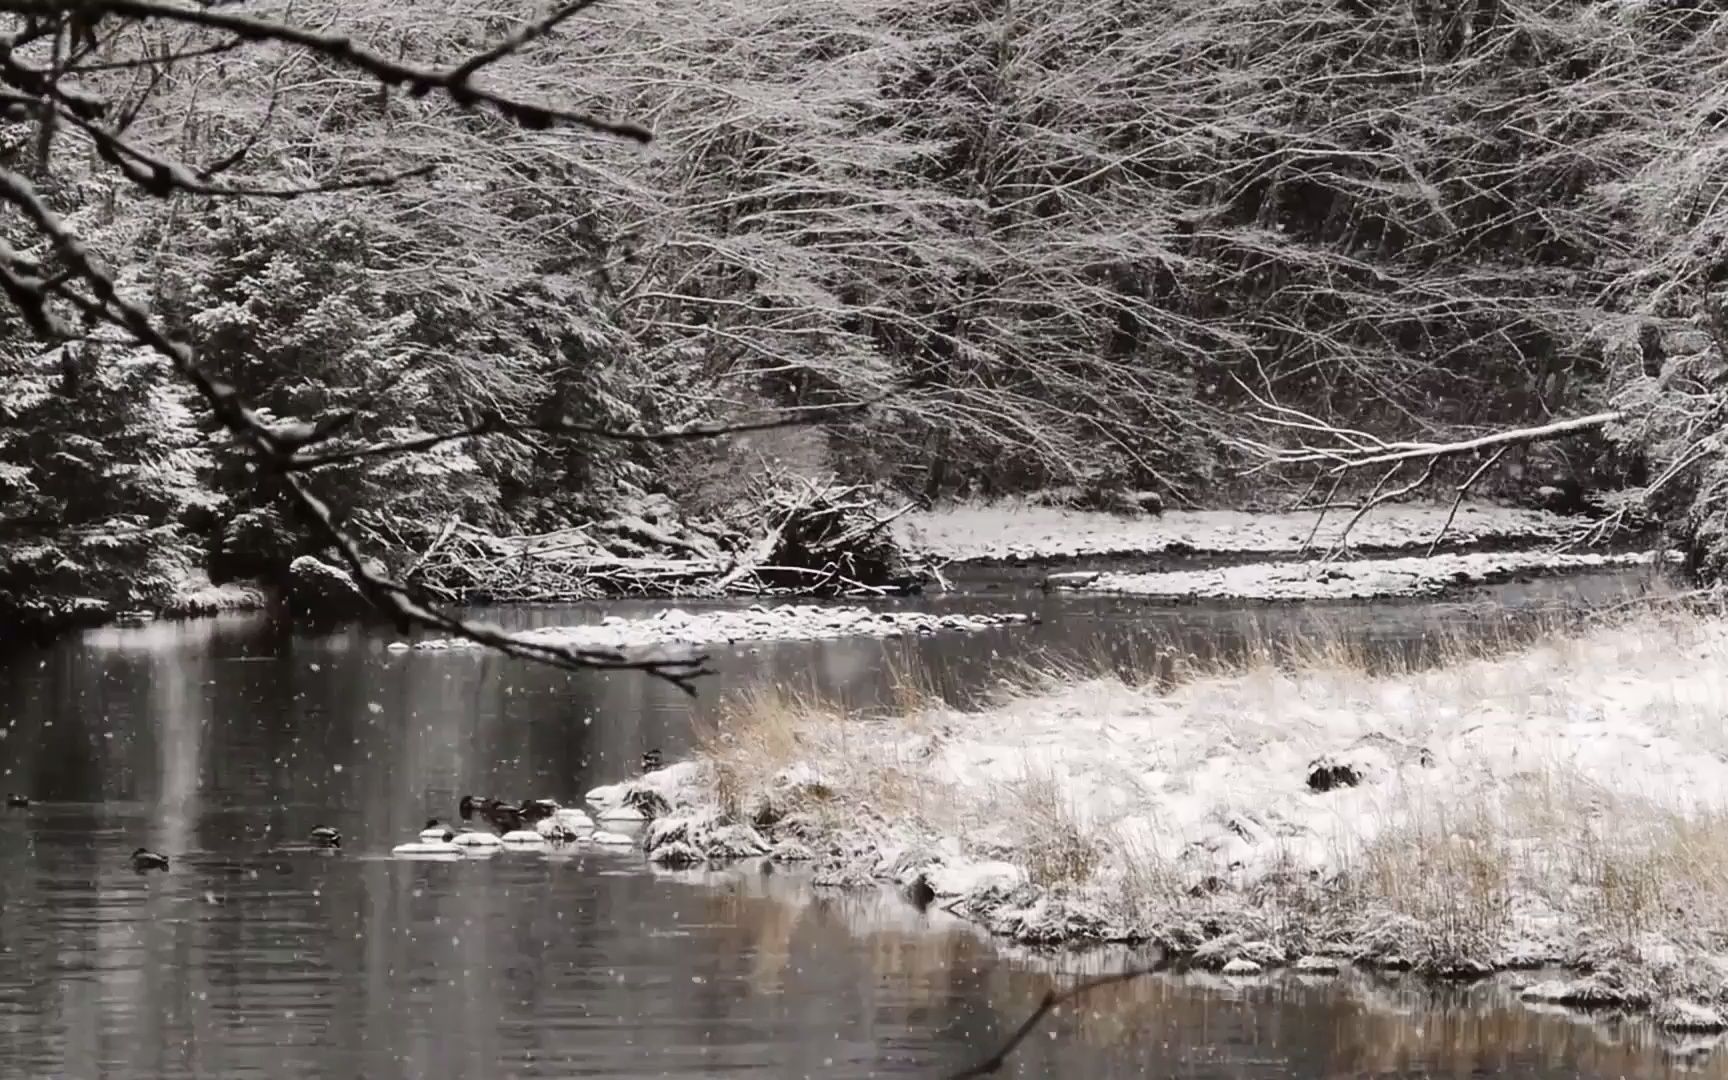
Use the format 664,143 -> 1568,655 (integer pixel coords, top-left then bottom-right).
3,0 -> 1728,628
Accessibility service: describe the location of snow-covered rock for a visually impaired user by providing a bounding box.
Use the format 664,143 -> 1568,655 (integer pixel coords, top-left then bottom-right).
645,809 -> 770,864
550,808 -> 595,832
1520,976 -> 1650,1007
451,831 -> 503,851
1653,999 -> 1728,1033
1293,955 -> 1343,975
285,555 -> 369,618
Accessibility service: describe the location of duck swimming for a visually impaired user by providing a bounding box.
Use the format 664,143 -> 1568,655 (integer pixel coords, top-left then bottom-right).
5,794 -> 27,808
131,848 -> 170,872
309,826 -> 341,848
459,795 -> 526,834
518,798 -> 560,826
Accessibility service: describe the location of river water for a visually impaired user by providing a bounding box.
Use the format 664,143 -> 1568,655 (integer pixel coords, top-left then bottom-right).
1,572 -> 1721,1078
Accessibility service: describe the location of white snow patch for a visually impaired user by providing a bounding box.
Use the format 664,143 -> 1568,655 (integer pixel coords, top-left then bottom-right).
925,860 -> 1026,898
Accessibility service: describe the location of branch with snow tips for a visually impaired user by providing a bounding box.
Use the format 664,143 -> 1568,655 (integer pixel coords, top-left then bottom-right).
0,0 -> 651,140
1239,380 -> 1621,473
1234,379 -> 1624,553
281,391 -> 906,470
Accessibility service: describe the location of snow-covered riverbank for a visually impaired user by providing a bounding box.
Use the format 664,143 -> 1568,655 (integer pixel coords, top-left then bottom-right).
598,610 -> 1728,1035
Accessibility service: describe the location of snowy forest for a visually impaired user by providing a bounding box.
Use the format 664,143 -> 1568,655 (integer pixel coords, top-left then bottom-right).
5,0 -> 1728,630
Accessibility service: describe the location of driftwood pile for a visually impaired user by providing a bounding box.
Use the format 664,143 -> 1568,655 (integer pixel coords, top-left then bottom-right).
405,480 -> 925,601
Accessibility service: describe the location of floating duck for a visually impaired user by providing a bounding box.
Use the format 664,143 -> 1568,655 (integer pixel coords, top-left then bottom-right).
309,826 -> 341,848
5,794 -> 27,808
519,798 -> 560,826
459,795 -> 525,834
131,848 -> 170,872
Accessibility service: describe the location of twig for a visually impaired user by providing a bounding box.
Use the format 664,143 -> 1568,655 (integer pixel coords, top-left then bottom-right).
1321,458 -> 1436,562
1297,473 -> 1344,556
1427,446 -> 1508,556
945,967 -> 1160,1078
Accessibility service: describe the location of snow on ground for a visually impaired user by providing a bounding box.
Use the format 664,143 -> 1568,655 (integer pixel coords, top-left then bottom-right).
648,611 -> 1728,1023
397,604 -> 1034,652
900,500 -> 1577,563
1047,550 -> 1662,601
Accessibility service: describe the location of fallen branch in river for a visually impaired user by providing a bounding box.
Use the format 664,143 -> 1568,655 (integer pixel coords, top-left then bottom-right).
945,966 -> 1163,1078
1234,380 -> 1623,556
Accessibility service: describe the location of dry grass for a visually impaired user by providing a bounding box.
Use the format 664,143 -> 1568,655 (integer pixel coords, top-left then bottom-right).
1350,808 -> 1516,964
1335,765 -> 1728,970
692,603 -> 1728,981
991,770 -> 1108,887
697,682 -> 938,828
696,686 -> 822,819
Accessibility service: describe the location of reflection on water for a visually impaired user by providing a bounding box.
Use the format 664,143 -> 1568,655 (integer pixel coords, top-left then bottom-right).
1,578 -> 1719,1078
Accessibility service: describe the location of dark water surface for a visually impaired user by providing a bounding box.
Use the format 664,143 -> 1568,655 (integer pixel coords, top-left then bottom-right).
2,573 -> 1721,1078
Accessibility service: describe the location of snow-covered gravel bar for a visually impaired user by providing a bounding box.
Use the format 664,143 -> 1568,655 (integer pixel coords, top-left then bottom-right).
901,501 -> 1583,563
396,604 -> 1034,652
1045,550 -> 1663,602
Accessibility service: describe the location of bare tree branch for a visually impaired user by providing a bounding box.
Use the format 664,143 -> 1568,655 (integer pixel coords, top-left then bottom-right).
1235,377 -> 1625,554
1427,446 -> 1509,556
282,390 -> 906,471
1,1 -> 652,140
1239,378 -> 1622,474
